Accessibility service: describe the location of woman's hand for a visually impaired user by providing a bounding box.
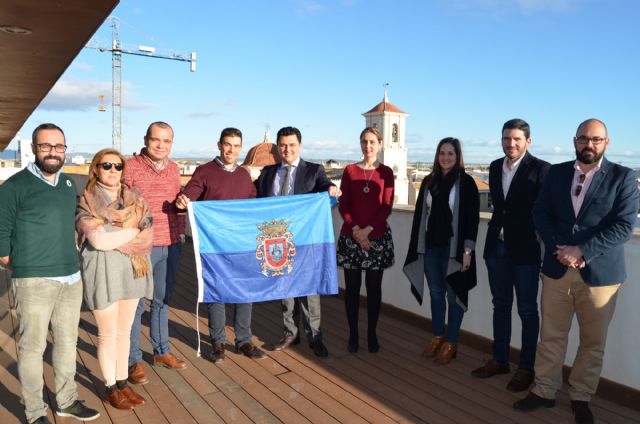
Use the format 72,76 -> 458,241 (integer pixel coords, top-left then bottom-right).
352,226 -> 372,251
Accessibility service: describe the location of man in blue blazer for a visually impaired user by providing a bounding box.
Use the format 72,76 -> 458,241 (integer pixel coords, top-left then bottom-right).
255,126 -> 341,357
514,119 -> 639,424
472,119 -> 549,392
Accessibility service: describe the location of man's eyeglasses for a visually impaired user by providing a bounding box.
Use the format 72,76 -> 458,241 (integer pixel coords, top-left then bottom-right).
574,136 -> 606,145
574,173 -> 586,196
35,143 -> 67,153
98,162 -> 124,171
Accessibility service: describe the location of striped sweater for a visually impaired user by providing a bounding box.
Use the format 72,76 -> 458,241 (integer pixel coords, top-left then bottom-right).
124,149 -> 185,246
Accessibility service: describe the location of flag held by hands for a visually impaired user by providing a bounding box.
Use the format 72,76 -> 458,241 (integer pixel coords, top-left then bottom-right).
188,193 -> 339,303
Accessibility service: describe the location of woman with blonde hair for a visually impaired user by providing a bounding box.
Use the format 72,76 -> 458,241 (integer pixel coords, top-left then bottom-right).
76,148 -> 153,409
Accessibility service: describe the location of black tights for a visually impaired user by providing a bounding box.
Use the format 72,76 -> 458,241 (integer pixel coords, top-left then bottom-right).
344,268 -> 383,340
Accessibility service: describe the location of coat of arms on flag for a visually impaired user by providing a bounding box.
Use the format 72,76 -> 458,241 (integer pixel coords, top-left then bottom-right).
255,219 -> 296,276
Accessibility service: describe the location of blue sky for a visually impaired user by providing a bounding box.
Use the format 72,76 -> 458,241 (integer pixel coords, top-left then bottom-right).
12,0 -> 640,165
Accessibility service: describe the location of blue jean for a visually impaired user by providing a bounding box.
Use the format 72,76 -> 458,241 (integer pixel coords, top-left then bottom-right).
129,243 -> 182,364
12,278 -> 83,423
423,246 -> 464,343
485,239 -> 540,370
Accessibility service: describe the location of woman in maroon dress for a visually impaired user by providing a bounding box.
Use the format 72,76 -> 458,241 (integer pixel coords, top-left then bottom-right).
337,127 -> 395,353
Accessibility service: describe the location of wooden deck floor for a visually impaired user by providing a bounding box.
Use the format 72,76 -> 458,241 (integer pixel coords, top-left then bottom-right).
1,241 -> 638,424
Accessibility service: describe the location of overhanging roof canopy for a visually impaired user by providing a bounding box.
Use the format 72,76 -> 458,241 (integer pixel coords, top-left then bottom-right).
0,0 -> 119,151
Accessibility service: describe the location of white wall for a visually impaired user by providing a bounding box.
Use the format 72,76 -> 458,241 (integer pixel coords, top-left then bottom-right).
332,206 -> 640,391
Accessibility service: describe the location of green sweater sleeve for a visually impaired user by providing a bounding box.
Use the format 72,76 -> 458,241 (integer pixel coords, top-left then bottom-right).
0,180 -> 17,257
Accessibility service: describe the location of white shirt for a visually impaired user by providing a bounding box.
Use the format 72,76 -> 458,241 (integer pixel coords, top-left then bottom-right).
501,154 -> 525,199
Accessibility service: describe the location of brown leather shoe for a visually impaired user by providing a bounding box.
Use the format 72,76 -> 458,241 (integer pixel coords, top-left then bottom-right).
270,334 -> 300,351
434,342 -> 457,365
104,389 -> 135,410
120,385 -> 146,405
208,343 -> 225,363
506,368 -> 535,392
422,336 -> 445,358
153,352 -> 187,369
128,362 -> 149,385
237,342 -> 267,359
471,359 -> 510,378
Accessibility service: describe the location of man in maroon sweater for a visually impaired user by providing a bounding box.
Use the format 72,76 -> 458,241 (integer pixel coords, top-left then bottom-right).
176,128 -> 266,363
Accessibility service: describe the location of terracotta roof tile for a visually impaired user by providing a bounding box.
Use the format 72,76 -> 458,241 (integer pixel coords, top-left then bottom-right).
364,100 -> 406,114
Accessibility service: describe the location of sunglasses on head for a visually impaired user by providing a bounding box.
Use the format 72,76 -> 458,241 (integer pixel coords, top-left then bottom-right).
98,162 -> 124,171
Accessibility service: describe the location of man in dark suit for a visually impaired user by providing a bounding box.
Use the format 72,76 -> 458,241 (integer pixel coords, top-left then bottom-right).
472,119 -> 550,392
514,119 -> 639,424
255,126 -> 341,357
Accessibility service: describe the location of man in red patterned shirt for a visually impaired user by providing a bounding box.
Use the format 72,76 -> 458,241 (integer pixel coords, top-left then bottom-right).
125,121 -> 187,385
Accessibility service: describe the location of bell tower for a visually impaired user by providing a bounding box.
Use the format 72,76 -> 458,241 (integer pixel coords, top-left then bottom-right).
362,86 -> 409,204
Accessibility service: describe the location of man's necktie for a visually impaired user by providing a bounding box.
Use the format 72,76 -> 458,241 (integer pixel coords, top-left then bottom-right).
280,165 -> 292,196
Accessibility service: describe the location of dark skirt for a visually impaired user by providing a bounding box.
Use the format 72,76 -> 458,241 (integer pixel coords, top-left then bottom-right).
337,226 -> 395,270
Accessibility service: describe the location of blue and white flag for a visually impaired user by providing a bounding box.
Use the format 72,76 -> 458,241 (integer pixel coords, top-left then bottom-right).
188,193 -> 339,304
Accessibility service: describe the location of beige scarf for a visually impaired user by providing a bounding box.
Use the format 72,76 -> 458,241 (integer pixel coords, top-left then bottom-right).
76,182 -> 154,278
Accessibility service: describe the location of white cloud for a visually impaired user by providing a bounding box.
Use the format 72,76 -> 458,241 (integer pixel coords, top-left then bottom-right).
553,146 -> 563,153
39,79 -> 156,111
40,79 -> 111,111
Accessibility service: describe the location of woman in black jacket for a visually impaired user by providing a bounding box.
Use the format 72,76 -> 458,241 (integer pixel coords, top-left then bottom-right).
403,137 -> 479,364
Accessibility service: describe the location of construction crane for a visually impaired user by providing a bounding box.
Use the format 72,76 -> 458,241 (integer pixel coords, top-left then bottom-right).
85,16 -> 196,151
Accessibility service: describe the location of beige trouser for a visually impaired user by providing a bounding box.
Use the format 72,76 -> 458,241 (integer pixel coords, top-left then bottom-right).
93,299 -> 140,386
532,268 -> 620,402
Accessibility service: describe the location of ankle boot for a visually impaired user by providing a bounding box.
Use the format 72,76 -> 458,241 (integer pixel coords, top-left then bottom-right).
423,336 -> 445,358
434,342 -> 458,365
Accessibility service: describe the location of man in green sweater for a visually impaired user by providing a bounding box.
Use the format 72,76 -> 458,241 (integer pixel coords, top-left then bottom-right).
0,123 -> 99,424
